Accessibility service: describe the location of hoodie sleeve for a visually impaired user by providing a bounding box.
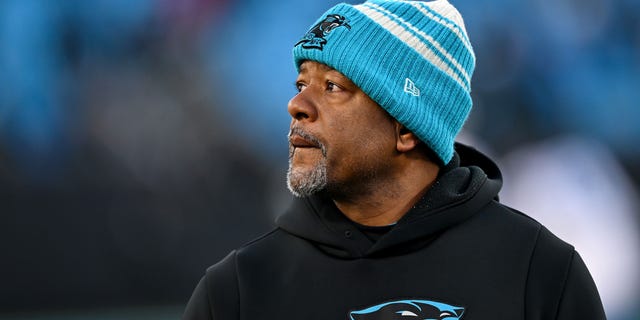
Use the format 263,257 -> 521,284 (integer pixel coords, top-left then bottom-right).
182,276 -> 213,320
182,251 -> 240,320
555,252 -> 607,320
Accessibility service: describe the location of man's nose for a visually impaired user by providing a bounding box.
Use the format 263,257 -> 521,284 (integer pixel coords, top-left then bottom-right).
287,89 -> 318,122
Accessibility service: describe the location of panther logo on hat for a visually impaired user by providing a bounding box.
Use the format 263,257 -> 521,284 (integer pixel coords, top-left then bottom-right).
295,14 -> 351,50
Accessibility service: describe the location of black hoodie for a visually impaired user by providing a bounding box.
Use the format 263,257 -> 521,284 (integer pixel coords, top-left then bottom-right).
183,143 -> 606,320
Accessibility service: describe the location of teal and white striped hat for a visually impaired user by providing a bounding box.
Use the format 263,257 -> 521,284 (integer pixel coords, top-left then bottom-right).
293,0 -> 475,164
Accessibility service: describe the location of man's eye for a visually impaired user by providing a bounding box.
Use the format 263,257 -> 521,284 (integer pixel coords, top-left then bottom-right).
327,81 -> 341,92
295,82 -> 306,92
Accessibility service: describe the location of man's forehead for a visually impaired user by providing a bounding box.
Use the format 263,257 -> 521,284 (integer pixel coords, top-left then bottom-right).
299,60 -> 342,75
298,60 -> 351,81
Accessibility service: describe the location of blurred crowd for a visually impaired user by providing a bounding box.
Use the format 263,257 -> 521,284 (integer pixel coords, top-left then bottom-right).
0,0 -> 638,319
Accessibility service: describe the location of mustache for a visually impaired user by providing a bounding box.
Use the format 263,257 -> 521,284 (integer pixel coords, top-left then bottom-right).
288,127 -> 327,156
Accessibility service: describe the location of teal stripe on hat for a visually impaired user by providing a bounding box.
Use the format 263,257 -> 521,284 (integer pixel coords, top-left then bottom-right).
370,0 -> 475,84
369,0 -> 474,60
412,1 -> 475,73
412,1 -> 472,46
360,1 -> 472,90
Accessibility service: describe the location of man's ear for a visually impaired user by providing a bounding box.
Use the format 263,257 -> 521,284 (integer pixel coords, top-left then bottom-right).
395,122 -> 421,153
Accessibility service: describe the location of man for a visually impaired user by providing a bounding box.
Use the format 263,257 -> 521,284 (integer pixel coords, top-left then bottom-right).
183,0 -> 606,319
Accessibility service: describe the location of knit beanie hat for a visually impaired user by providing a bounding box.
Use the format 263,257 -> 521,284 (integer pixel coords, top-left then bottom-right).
293,0 -> 475,164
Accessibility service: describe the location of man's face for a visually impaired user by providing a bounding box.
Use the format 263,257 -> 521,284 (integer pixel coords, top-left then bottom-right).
287,61 -> 398,198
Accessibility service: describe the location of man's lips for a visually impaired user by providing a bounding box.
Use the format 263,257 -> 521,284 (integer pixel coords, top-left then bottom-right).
289,135 -> 320,148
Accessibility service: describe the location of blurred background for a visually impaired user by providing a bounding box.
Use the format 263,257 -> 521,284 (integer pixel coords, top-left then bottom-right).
0,0 -> 638,319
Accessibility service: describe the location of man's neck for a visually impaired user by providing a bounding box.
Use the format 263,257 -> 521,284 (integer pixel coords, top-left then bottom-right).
331,159 -> 440,227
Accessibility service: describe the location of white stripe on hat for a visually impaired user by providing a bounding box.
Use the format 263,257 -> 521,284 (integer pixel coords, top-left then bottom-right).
356,2 -> 470,91
410,1 -> 474,59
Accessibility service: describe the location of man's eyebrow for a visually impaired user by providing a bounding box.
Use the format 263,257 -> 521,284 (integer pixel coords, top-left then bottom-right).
298,61 -> 315,73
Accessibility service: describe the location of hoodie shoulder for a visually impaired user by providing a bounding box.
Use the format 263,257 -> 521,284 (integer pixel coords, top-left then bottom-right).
235,228 -> 295,257
183,250 -> 239,320
182,229 -> 297,320
519,214 -> 605,319
475,202 -> 604,318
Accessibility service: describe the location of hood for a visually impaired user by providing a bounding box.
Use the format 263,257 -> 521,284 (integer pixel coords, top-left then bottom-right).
276,143 -> 503,259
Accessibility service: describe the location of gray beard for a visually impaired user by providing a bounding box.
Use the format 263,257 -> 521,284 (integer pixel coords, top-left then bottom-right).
286,153 -> 327,198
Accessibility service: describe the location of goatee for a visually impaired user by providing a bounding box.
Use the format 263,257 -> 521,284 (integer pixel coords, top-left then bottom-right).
286,128 -> 328,197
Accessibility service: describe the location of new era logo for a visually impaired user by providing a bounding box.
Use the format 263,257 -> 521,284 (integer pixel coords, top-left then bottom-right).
404,78 -> 420,97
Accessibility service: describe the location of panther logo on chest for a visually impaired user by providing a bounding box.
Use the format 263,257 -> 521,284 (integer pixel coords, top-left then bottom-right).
349,299 -> 465,320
